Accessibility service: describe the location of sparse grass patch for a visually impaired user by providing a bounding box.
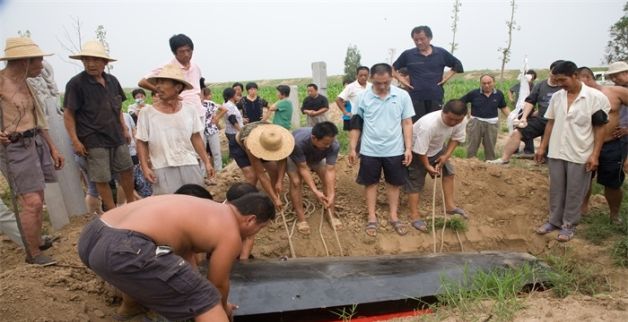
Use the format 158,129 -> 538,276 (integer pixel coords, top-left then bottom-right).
542,252 -> 613,298
612,235 -> 628,267
580,209 -> 624,245
436,263 -> 543,322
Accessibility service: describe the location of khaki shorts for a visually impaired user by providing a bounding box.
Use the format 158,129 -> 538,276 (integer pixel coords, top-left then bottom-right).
404,151 -> 455,193
86,145 -> 133,183
0,133 -> 56,194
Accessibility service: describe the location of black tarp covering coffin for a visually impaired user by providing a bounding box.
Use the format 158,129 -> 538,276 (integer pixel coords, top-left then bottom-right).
230,251 -> 547,316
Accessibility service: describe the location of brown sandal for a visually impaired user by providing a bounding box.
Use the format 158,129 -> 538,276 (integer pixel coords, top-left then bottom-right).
389,220 -> 408,236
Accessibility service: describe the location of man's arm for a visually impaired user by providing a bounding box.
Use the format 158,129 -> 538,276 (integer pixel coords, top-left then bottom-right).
247,150 -> 282,207
297,161 -> 326,203
207,235 -> 242,319
119,111 -> 131,144
323,164 -> 336,209
63,108 -> 87,156
348,127 -> 361,165
335,97 -> 350,117
39,129 -> 64,169
587,123 -> 605,172
402,118 -> 413,166
392,68 -> 413,89
138,78 -> 156,92
535,119 -> 554,164
500,105 -> 511,118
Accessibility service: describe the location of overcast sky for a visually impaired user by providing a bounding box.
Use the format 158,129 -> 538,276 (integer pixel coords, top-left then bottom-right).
1,0 -> 624,88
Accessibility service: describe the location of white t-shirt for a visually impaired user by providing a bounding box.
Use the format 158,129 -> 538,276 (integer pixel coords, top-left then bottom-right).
544,83 -> 610,164
123,112 -> 136,156
337,80 -> 371,112
412,110 -> 467,157
224,101 -> 244,135
135,103 -> 203,169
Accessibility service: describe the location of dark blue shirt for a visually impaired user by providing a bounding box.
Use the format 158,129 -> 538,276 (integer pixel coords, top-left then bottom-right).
393,45 -> 463,102
460,89 -> 507,119
238,96 -> 268,123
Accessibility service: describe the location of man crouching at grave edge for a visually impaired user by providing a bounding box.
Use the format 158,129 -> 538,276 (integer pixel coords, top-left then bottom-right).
77,190 -> 276,321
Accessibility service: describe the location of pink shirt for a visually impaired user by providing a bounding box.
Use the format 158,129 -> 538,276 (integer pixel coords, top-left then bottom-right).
147,58 -> 203,114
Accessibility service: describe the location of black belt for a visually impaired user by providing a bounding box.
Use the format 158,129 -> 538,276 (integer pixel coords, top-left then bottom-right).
9,128 -> 39,143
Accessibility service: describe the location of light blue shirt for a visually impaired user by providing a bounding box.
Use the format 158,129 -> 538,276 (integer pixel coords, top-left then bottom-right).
355,85 -> 415,157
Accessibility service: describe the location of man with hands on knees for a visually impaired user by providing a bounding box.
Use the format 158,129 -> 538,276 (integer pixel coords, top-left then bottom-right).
404,99 -> 469,233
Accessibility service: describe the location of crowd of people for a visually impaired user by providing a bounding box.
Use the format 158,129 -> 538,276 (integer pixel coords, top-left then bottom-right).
1,24 -> 628,321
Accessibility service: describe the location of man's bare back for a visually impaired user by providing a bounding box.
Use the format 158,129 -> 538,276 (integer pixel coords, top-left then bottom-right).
101,195 -> 242,258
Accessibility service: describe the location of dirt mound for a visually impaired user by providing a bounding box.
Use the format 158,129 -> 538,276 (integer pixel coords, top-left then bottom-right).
0,157 -> 612,321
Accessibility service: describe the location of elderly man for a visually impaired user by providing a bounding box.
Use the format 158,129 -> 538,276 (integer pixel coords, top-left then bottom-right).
78,189 -> 275,322
461,74 -> 509,161
64,41 -> 135,211
0,37 -> 64,266
405,100 -> 469,231
138,34 -> 203,115
393,25 -> 464,122
535,61 -> 610,242
348,63 -> 414,237
301,83 -> 329,126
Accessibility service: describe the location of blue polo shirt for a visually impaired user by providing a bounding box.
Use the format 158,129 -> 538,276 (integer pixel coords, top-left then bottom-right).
460,88 -> 507,119
355,86 -> 415,157
393,46 -> 463,102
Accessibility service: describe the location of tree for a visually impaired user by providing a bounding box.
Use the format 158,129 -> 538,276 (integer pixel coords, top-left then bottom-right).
342,44 -> 362,84
604,2 -> 628,63
96,25 -> 113,73
449,0 -> 462,54
56,16 -> 85,68
498,0 -> 519,81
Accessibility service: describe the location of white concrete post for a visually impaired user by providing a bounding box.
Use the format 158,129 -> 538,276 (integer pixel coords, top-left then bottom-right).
311,61 -> 328,97
289,85 -> 300,129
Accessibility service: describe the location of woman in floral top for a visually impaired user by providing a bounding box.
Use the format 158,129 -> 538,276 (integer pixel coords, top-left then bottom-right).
202,87 -> 227,172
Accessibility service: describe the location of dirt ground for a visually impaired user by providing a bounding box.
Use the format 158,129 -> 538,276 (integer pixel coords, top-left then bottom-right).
1,112 -> 628,320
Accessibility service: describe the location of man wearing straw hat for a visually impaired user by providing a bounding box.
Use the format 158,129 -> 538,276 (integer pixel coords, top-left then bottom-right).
0,37 -> 65,266
135,64 -> 215,195
63,40 -> 136,211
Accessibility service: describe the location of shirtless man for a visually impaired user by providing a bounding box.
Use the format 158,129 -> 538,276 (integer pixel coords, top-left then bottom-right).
577,67 -> 628,224
78,191 -> 274,321
0,37 -> 64,266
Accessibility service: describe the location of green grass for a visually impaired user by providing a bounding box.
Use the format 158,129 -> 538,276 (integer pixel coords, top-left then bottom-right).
542,252 -> 613,298
580,209 -> 626,245
331,304 -> 358,322
611,236 -> 628,267
431,216 -> 468,232
436,264 -> 542,322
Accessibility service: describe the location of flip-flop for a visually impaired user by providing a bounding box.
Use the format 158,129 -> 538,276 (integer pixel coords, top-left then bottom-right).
365,221 -> 378,237
296,221 -> 311,235
411,219 -> 428,232
536,222 -> 559,235
556,227 -> 575,242
446,207 -> 468,219
389,220 -> 408,236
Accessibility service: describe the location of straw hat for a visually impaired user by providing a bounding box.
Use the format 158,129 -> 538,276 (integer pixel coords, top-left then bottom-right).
246,124 -> 295,161
69,40 -> 116,61
606,61 -> 628,76
146,64 -> 193,90
0,37 -> 52,61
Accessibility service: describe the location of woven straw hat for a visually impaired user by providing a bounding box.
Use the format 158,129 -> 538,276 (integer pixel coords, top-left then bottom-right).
246,124 -> 295,161
69,40 -> 116,61
606,61 -> 628,76
0,37 -> 52,61
146,64 -> 193,90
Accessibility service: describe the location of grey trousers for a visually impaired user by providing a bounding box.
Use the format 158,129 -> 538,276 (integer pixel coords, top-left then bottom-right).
547,158 -> 592,228
0,198 -> 23,247
466,118 -> 498,161
306,114 -> 328,127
